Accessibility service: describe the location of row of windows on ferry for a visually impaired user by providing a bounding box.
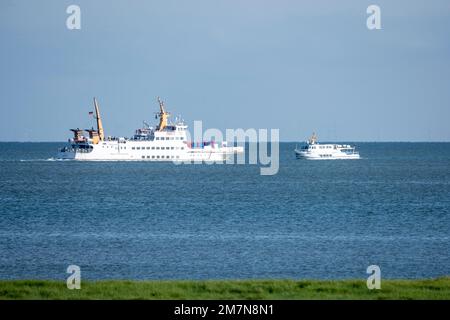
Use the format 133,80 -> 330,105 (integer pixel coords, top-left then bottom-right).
155,136 -> 184,140
131,146 -> 185,150
141,155 -> 180,159
101,146 -> 185,150
310,145 -> 333,149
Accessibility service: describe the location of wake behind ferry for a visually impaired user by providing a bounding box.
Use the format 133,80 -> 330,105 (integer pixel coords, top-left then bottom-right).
294,133 -> 360,160
57,97 -> 243,161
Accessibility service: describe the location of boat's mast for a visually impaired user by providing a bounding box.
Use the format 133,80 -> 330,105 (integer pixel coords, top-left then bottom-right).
157,96 -> 170,131
309,132 -> 317,144
93,97 -> 105,141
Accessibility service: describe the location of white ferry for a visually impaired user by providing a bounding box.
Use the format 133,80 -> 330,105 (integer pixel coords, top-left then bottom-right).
57,97 -> 243,161
294,133 -> 360,160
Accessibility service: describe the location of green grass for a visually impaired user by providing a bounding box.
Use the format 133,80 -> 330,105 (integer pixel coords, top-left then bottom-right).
0,278 -> 449,300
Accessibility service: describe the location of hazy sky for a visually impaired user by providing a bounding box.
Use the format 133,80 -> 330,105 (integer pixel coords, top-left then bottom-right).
1,0 -> 449,141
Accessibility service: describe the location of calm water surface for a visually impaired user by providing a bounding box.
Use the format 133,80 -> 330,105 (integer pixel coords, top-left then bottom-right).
0,142 -> 449,280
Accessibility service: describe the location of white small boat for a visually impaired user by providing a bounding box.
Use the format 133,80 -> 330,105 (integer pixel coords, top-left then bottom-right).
294,133 -> 360,160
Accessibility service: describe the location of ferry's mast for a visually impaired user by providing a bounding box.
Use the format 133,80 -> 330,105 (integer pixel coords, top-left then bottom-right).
309,132 -> 317,145
157,97 -> 170,131
93,98 -> 105,141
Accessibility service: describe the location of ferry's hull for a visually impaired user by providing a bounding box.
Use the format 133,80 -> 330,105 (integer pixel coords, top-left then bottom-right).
57,144 -> 243,162
294,149 -> 360,160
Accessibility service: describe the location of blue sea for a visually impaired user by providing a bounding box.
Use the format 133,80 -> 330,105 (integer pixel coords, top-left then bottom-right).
0,142 -> 449,280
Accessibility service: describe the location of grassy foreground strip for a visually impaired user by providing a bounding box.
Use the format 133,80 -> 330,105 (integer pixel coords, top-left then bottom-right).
0,278 -> 449,300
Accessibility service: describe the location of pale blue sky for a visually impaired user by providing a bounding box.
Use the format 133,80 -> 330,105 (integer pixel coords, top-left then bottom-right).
1,0 -> 449,141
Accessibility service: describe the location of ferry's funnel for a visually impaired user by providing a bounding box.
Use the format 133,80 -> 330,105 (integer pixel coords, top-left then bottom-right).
93,98 -> 105,141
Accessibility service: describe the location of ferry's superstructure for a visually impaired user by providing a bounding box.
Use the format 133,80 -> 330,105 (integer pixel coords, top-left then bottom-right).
57,97 -> 243,161
294,133 -> 360,160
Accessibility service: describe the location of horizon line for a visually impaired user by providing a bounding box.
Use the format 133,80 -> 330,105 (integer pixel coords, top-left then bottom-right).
1,140 -> 450,143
